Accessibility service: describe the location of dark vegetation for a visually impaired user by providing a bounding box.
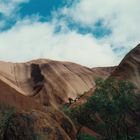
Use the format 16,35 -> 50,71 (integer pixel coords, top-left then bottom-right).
63,78 -> 140,140
0,103 -> 15,140
77,132 -> 96,140
0,104 -> 43,140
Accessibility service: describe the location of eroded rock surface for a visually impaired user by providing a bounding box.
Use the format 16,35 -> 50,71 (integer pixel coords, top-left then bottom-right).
112,44 -> 140,90
0,106 -> 76,140
0,59 -> 112,106
0,59 -> 114,140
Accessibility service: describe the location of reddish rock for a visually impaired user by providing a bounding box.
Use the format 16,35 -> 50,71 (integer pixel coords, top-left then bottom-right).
0,59 -> 113,106
111,44 -> 140,90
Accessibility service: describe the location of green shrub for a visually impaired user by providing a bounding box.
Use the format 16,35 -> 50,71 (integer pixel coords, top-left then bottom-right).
77,132 -> 96,140
0,103 -> 15,139
66,78 -> 140,140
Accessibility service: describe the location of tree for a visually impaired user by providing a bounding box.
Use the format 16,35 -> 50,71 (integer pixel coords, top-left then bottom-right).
69,78 -> 140,140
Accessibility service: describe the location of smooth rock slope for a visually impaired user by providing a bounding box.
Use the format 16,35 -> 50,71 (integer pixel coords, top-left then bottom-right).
0,59 -> 112,106
112,44 -> 140,90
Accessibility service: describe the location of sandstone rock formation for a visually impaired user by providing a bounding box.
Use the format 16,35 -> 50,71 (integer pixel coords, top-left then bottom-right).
0,65 -> 77,140
0,59 -> 114,140
0,44 -> 140,140
92,66 -> 115,80
0,104 -> 76,140
112,44 -> 140,90
0,59 -> 113,107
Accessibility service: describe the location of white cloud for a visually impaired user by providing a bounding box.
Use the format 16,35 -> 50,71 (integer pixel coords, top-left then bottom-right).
0,19 -> 117,67
0,0 -> 28,17
0,0 -> 139,67
62,0 -> 140,50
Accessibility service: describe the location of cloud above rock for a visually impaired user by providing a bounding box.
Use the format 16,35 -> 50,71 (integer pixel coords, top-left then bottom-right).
0,0 -> 139,67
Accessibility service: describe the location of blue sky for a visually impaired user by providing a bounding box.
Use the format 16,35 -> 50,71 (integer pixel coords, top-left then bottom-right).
0,0 -> 69,30
1,0 -> 109,38
0,0 -> 139,67
20,0 -> 69,18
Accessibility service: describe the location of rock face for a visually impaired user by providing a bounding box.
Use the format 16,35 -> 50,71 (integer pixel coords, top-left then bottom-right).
0,59 -> 114,140
0,104 -> 76,140
112,44 -> 140,90
0,59 -> 113,106
0,65 -> 77,140
0,73 -> 44,111
92,66 -> 115,79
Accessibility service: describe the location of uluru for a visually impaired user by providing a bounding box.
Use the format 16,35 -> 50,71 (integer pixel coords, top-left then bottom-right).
0,0 -> 139,139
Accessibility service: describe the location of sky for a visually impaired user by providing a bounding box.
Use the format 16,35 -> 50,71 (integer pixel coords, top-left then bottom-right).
0,0 -> 139,67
